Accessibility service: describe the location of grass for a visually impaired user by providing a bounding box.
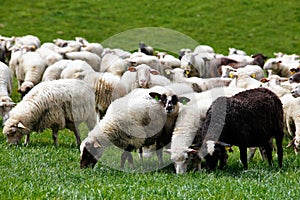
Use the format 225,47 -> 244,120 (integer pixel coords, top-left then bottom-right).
1,0 -> 300,199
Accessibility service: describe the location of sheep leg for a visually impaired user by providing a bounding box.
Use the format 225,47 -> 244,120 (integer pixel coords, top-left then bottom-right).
120,151 -> 134,169
239,147 -> 248,170
219,148 -> 227,170
66,122 -> 81,148
24,134 -> 30,146
248,147 -> 256,161
263,142 -> 273,167
52,128 -> 59,146
138,147 -> 143,162
156,148 -> 163,167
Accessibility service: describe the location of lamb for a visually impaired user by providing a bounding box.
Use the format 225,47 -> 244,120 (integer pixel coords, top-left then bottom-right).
165,87 -> 245,174
80,87 -> 188,169
65,51 -> 101,72
0,62 -> 15,124
14,51 -> 47,98
3,79 -> 97,147
197,88 -> 284,170
120,64 -> 171,93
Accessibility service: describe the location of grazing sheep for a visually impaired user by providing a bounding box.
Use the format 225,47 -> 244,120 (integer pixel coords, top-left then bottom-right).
198,88 -> 284,170
100,53 -> 129,77
42,59 -> 72,81
74,70 -> 127,119
282,86 -> 300,154
0,62 -> 15,124
80,87 -> 188,169
165,87 -> 245,174
169,68 -> 232,92
14,51 -> 47,98
65,51 -> 101,72
36,43 -> 63,66
3,79 -> 97,147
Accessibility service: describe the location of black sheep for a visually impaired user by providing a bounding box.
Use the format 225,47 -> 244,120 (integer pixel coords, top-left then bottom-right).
199,87 -> 284,170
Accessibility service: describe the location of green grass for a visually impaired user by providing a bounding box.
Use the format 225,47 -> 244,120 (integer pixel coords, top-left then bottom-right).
1,0 -> 300,199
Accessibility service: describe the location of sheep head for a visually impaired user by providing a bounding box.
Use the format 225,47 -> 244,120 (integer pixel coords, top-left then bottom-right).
3,118 -> 30,145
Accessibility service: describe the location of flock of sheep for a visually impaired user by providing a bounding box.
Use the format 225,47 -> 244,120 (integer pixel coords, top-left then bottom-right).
0,34 -> 300,174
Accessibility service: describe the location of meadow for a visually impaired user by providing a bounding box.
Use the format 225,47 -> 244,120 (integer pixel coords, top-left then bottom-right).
0,0 -> 300,199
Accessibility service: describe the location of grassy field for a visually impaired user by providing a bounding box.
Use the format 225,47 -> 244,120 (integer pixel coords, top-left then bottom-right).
1,0 -> 300,199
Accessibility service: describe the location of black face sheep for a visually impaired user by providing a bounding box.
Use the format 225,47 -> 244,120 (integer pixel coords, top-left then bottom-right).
198,87 -> 284,170
79,87 -> 189,169
3,79 -> 97,147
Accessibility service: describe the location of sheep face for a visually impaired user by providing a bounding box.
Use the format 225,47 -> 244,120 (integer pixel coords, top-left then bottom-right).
291,85 -> 300,97
80,137 -> 103,169
128,64 -> 159,89
3,119 -> 29,145
0,97 -> 15,124
18,81 -> 34,98
166,148 -> 191,174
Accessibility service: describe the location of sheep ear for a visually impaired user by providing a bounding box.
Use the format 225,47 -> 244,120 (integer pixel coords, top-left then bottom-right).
178,97 -> 190,105
150,69 -> 160,75
127,67 -> 137,72
17,122 -> 27,129
149,92 -> 161,101
164,149 -> 172,154
187,148 -> 199,154
93,140 -> 101,148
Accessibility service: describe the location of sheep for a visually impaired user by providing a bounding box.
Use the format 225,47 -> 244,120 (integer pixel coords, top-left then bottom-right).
42,59 -> 72,81
0,62 -> 15,124
3,79 -> 97,147
197,88 -> 284,170
228,70 -> 261,89
263,58 -> 300,77
65,51 -> 101,72
75,37 -> 103,57
73,70 -> 127,120
168,68 -> 232,92
36,43 -> 63,66
14,51 -> 47,98
59,60 -> 95,79
165,87 -> 245,174
100,53 -> 129,77
156,52 -> 181,76
194,45 -> 215,54
139,42 -> 154,55
282,86 -> 300,154
14,35 -> 41,50
101,48 -> 131,59
80,87 -> 189,169
0,35 -> 14,64
178,48 -> 192,60
221,64 -> 264,81
289,72 -> 300,84
120,64 -> 171,93
125,52 -> 161,73
228,47 -> 247,56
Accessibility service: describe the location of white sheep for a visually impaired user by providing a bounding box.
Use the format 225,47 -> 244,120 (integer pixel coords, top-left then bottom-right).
79,87 -> 188,169
42,59 -> 72,81
263,58 -> 300,77
165,87 -> 245,174
125,52 -> 161,73
169,68 -> 232,92
59,60 -> 95,79
156,52 -> 181,76
101,48 -> 131,59
3,79 -> 97,147
100,53 -> 129,77
36,42 -> 63,66
120,64 -> 171,93
282,86 -> 300,154
65,51 -> 101,72
75,37 -> 104,57
221,64 -> 264,81
228,47 -> 247,56
73,70 -> 127,120
14,35 -> 41,50
0,61 -> 15,124
14,51 -> 47,97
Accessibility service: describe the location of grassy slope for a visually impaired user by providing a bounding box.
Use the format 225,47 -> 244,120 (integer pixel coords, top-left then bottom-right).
1,0 -> 300,199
